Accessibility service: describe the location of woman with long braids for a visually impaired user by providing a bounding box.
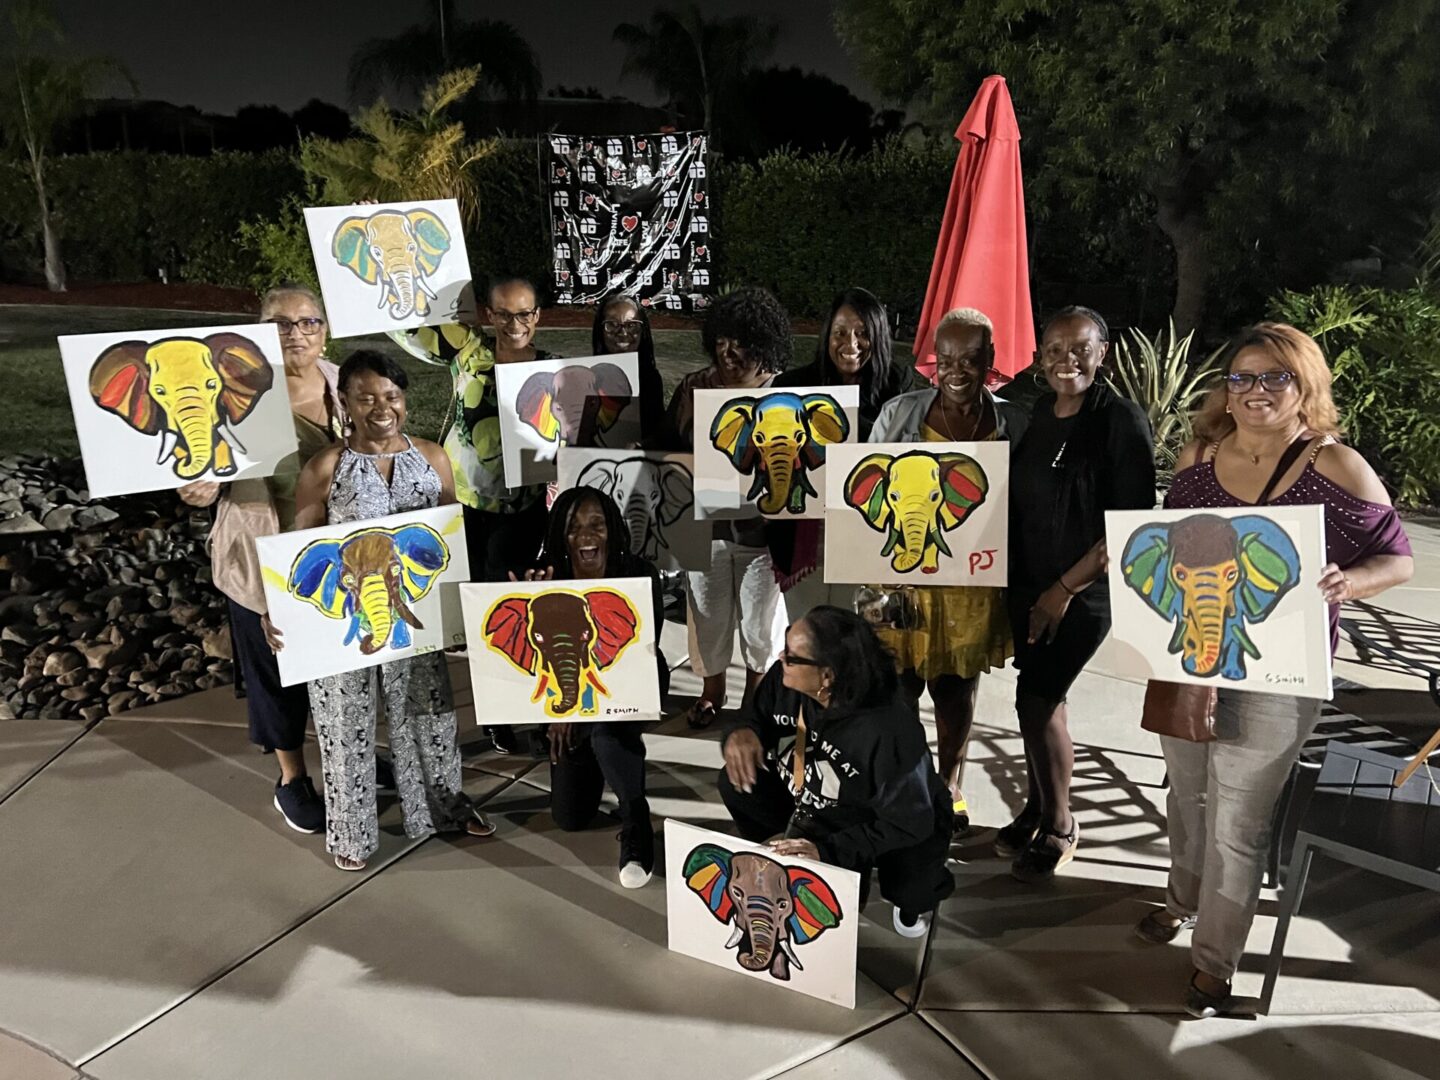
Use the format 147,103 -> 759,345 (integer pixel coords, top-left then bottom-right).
1001,306 -> 1155,883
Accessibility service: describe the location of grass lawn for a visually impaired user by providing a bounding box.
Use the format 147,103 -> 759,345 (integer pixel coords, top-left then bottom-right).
0,304 -> 817,458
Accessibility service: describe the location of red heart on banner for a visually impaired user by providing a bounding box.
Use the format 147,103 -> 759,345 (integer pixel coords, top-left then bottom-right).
582,246 -> 594,257
636,139 -> 647,151
640,297 -> 653,307
622,215 -> 639,232
695,246 -> 707,256
558,270 -> 570,282
666,220 -> 678,231
693,191 -> 704,202
584,193 -> 595,206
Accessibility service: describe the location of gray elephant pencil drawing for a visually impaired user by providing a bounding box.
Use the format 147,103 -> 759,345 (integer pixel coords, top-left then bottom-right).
575,457 -> 693,562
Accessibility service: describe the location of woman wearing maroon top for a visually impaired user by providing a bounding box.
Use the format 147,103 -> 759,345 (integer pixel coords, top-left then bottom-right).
1136,322 -> 1413,1019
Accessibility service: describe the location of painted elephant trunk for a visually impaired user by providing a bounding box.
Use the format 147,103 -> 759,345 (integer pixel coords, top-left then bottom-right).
546,641 -> 585,713
173,408 -> 214,478
738,900 -> 780,972
388,269 -> 417,319
1184,595 -> 1227,675
759,445 -> 796,514
358,574 -> 394,653
895,514 -> 930,572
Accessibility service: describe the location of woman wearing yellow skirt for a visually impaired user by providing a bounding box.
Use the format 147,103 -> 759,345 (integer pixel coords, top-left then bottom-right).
868,309 -> 1028,833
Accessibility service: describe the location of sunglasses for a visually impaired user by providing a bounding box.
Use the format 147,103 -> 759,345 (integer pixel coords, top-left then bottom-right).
1225,371 -> 1296,393
780,648 -> 822,668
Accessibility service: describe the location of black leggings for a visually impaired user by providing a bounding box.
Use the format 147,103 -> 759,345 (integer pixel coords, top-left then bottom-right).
229,600 -> 309,753
550,722 -> 648,830
716,766 -> 954,916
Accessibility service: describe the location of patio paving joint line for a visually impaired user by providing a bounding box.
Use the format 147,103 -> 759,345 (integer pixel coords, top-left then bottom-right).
0,721 -> 99,810
914,1008 -> 999,1080
762,1012 -> 912,1079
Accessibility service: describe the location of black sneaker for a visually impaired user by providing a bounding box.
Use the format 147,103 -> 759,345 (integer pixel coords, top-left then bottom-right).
488,726 -> 518,756
617,804 -> 655,889
273,776 -> 325,834
375,754 -> 397,794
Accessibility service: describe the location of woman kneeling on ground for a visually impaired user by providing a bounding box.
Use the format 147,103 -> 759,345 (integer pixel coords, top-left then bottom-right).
718,606 -> 955,938
515,486 -> 668,888
280,350 -> 494,871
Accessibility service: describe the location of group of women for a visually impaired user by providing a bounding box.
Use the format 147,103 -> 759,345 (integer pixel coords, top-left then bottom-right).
186,271 -> 1413,1019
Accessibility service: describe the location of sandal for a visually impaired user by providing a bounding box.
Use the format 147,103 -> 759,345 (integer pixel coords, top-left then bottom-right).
993,808 -> 1042,858
334,855 -> 367,872
1184,972 -> 1234,1019
687,699 -> 720,730
465,810 -> 497,838
1010,818 -> 1079,884
951,793 -> 971,838
1134,909 -> 1197,945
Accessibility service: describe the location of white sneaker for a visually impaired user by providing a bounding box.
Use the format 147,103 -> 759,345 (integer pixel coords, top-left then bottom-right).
619,861 -> 653,889
892,906 -> 931,939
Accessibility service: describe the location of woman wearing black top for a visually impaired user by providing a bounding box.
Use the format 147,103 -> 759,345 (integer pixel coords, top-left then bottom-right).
517,486 -> 669,888
591,291 -> 665,443
1002,307 -> 1156,883
719,606 -> 955,938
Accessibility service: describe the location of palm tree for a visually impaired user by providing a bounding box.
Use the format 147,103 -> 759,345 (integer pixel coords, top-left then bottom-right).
347,0 -> 541,107
613,5 -> 779,149
0,0 -> 132,291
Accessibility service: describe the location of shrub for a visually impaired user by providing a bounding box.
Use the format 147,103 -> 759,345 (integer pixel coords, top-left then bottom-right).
1270,284 -> 1440,506
1109,320 -> 1221,480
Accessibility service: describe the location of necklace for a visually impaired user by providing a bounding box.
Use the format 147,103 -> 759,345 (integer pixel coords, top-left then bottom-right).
940,394 -> 987,442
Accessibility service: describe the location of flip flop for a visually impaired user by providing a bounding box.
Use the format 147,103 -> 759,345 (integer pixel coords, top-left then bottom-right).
687,700 -> 719,729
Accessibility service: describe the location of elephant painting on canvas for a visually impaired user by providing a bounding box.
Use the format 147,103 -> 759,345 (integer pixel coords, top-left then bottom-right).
575,458 -> 693,563
88,333 -> 274,481
683,843 -> 844,982
288,523 -> 451,655
844,450 -> 989,574
709,392 -> 850,515
1121,513 -> 1302,680
331,207 -> 452,322
517,364 -> 634,449
481,588 -> 641,718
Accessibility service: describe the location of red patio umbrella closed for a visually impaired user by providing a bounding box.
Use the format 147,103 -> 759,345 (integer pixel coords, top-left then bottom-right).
912,75 -> 1035,382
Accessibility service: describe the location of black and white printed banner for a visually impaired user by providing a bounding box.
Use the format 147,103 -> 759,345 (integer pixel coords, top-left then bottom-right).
541,131 -> 713,312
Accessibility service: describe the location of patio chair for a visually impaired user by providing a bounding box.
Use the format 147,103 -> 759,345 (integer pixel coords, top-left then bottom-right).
1259,741 -> 1440,1014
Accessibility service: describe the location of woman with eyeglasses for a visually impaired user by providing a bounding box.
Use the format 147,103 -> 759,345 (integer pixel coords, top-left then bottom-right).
591,291 -> 665,442
1136,322 -> 1412,1018
1002,306 -> 1156,884
866,308 -> 1030,837
178,283 -> 346,835
719,605 -> 955,938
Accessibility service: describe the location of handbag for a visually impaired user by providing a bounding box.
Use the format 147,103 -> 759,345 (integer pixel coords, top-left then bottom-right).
1141,679 -> 1218,742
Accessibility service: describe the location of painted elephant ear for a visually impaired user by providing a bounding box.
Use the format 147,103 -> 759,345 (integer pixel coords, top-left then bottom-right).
332,216 -> 378,283
844,454 -> 894,531
710,398 -> 757,469
786,866 -> 844,943
1234,516 -> 1302,621
204,334 -> 274,424
1121,524 -> 1182,618
586,590 -> 641,669
683,844 -> 736,923
391,524 -> 451,602
516,372 -> 561,442
576,461 -> 622,498
483,597 -> 538,674
89,341 -> 160,434
288,540 -> 348,619
657,462 -> 693,525
799,394 -> 850,469
406,209 -> 452,276
935,453 -> 988,530
590,363 -> 634,432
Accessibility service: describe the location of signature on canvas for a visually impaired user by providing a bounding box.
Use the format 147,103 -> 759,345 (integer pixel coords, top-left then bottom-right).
709,392 -> 849,514
1121,513 -> 1301,680
288,523 -> 450,654
332,207 -> 452,321
89,333 -> 274,481
482,588 -> 641,717
518,364 -> 633,448
843,450 -> 988,574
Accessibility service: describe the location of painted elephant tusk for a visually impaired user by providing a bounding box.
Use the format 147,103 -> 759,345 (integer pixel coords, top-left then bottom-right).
417,274 -> 438,300
377,276 -> 392,310
724,924 -> 744,949
156,428 -> 179,465
217,419 -> 249,456
780,938 -> 804,972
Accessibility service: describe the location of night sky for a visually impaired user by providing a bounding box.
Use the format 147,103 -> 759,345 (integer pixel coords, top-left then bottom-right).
53,0 -> 877,114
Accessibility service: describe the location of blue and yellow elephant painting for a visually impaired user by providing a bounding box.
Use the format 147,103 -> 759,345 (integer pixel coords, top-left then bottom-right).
709,392 -> 850,514
332,208 -> 452,322
288,524 -> 451,655
684,843 -> 844,982
1121,514 -> 1301,680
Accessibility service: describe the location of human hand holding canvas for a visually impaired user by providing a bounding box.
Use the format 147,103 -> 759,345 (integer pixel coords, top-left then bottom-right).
723,729 -> 766,793
508,566 -> 556,582
261,613 -> 285,653
177,480 -> 221,508
768,838 -> 819,860
547,722 -> 577,763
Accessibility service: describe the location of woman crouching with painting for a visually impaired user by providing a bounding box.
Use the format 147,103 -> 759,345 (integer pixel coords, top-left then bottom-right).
1135,322 -> 1412,1018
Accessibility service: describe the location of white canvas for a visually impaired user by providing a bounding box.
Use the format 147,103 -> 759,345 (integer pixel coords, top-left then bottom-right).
554,448 -> 709,572
257,505 -> 470,687
460,576 -> 661,724
494,353 -> 643,486
58,322 -> 298,499
304,198 -> 472,339
664,819 -> 860,1008
691,385 -> 861,520
823,441 -> 1009,585
1105,504 -> 1333,699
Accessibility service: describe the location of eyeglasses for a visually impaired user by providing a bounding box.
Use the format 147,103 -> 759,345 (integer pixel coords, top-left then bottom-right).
780,648 -> 822,668
1225,371 -> 1296,393
603,319 -> 644,335
493,308 -> 540,325
267,317 -> 325,336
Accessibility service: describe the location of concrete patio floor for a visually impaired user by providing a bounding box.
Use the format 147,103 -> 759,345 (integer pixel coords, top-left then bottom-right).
2,522 -> 1438,1080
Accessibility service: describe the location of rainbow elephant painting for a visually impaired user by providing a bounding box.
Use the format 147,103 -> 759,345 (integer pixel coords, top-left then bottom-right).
59,323 -> 299,499
304,198 -> 473,338
843,450 -> 989,574
1105,505 -> 1332,699
256,505 -> 471,686
664,820 -> 862,1007
691,385 -> 861,521
461,577 -> 662,724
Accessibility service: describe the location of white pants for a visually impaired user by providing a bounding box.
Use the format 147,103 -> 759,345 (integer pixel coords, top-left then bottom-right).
686,540 -> 787,677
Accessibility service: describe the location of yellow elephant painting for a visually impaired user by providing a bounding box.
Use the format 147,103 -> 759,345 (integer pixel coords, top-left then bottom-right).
844,450 -> 989,574
709,392 -> 850,514
331,207 -> 452,321
88,333 -> 274,481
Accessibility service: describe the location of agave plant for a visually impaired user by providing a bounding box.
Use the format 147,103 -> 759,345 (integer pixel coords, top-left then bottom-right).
1109,320 -> 1223,478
